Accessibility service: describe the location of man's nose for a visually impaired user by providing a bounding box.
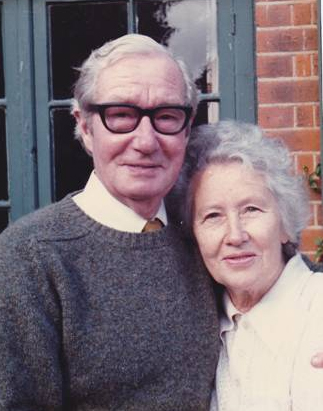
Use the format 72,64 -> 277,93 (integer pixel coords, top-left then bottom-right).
132,116 -> 159,153
224,215 -> 248,246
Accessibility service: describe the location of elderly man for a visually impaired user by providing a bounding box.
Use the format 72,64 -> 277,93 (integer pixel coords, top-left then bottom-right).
2,34 -> 323,411
0,34 -> 219,410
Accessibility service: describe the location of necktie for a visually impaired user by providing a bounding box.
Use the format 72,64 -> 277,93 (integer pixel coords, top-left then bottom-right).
142,218 -> 164,232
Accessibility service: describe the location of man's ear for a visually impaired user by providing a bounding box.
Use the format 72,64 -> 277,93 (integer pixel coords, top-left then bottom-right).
185,117 -> 194,139
74,109 -> 94,155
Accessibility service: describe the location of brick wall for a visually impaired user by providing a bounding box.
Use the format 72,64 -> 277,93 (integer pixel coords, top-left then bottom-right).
255,0 -> 323,260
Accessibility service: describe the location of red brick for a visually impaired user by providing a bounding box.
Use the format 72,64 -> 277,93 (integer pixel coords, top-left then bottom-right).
293,4 -> 312,25
257,55 -> 293,77
304,27 -> 318,50
314,104 -> 320,127
296,105 -> 314,127
267,129 -> 320,151
257,28 -> 303,53
258,79 -> 319,104
300,228 -> 323,252
294,54 -> 311,77
315,154 -> 321,166
312,53 -> 318,76
256,4 -> 291,27
309,188 -> 322,202
296,153 -> 314,174
312,2 -> 318,25
318,204 -> 323,226
258,106 -> 294,128
257,28 -> 317,53
307,204 -> 315,226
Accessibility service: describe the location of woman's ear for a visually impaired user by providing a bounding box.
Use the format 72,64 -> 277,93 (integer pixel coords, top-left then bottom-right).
279,221 -> 290,244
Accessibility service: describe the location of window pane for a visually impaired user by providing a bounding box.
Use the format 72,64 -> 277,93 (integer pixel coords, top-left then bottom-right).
193,101 -> 219,126
51,108 -> 92,200
48,1 -> 128,100
0,5 -> 4,98
0,209 -> 8,233
0,108 -> 8,200
137,0 -> 218,95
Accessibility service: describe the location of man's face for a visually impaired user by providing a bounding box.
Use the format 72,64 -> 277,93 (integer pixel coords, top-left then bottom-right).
77,54 -> 190,218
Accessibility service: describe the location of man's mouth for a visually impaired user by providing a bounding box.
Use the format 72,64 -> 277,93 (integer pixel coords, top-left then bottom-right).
124,163 -> 162,175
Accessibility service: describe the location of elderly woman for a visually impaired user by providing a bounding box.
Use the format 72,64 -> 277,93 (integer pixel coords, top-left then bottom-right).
176,121 -> 323,410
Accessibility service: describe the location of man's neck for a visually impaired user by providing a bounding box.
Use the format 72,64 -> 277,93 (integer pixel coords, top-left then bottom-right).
94,171 -> 163,220
73,172 -> 167,232
121,197 -> 162,220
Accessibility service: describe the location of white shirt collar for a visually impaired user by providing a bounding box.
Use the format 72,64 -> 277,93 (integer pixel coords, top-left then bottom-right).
72,171 -> 168,232
220,293 -> 242,338
221,254 -> 313,353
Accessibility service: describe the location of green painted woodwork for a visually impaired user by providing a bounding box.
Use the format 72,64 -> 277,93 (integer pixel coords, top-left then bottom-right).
1,0 -> 257,224
2,0 -> 37,221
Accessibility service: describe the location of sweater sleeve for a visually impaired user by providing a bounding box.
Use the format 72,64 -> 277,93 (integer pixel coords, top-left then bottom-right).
0,229 -> 65,410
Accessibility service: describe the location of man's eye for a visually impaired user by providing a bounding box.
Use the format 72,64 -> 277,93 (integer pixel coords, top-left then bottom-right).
112,111 -> 132,118
106,108 -> 135,119
159,114 -> 175,120
156,113 -> 178,122
155,109 -> 183,122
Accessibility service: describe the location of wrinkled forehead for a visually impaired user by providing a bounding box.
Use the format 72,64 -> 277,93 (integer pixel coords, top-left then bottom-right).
94,53 -> 187,102
100,52 -> 184,81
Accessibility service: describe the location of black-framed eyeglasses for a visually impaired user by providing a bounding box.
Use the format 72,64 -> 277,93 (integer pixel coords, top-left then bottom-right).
87,103 -> 193,135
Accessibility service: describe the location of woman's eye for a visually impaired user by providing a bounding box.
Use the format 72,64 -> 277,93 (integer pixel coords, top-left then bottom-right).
204,212 -> 221,220
245,206 -> 261,213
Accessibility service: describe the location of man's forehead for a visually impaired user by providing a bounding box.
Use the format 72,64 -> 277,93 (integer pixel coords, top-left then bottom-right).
94,54 -> 186,103
99,53 -> 183,80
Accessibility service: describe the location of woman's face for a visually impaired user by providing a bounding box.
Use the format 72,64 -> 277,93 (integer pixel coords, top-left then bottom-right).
192,162 -> 289,309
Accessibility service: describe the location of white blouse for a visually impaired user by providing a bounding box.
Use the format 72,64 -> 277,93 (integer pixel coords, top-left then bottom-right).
211,253 -> 323,411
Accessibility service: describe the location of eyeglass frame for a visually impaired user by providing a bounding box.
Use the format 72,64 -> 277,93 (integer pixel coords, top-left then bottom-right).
86,103 -> 193,135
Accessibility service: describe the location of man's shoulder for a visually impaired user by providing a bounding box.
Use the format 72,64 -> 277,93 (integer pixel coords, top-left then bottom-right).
0,194 -> 88,245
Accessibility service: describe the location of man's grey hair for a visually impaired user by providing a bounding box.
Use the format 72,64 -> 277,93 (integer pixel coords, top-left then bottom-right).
174,120 -> 310,251
71,33 -> 198,142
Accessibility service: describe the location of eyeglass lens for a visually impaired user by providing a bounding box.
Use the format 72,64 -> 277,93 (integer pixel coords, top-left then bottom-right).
103,106 -> 187,134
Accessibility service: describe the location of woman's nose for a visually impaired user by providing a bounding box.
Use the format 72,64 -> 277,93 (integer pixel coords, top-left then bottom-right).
224,216 -> 249,246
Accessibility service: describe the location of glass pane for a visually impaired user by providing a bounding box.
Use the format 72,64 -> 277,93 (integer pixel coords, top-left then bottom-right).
0,5 -> 4,98
51,108 -> 93,201
193,101 -> 219,126
0,209 -> 8,233
137,0 -> 218,95
48,1 -> 128,100
0,108 -> 8,199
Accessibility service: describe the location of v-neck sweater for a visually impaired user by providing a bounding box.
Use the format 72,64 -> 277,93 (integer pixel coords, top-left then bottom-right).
0,194 -> 219,410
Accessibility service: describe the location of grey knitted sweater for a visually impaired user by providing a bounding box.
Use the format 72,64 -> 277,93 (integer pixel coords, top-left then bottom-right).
0,195 -> 219,411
